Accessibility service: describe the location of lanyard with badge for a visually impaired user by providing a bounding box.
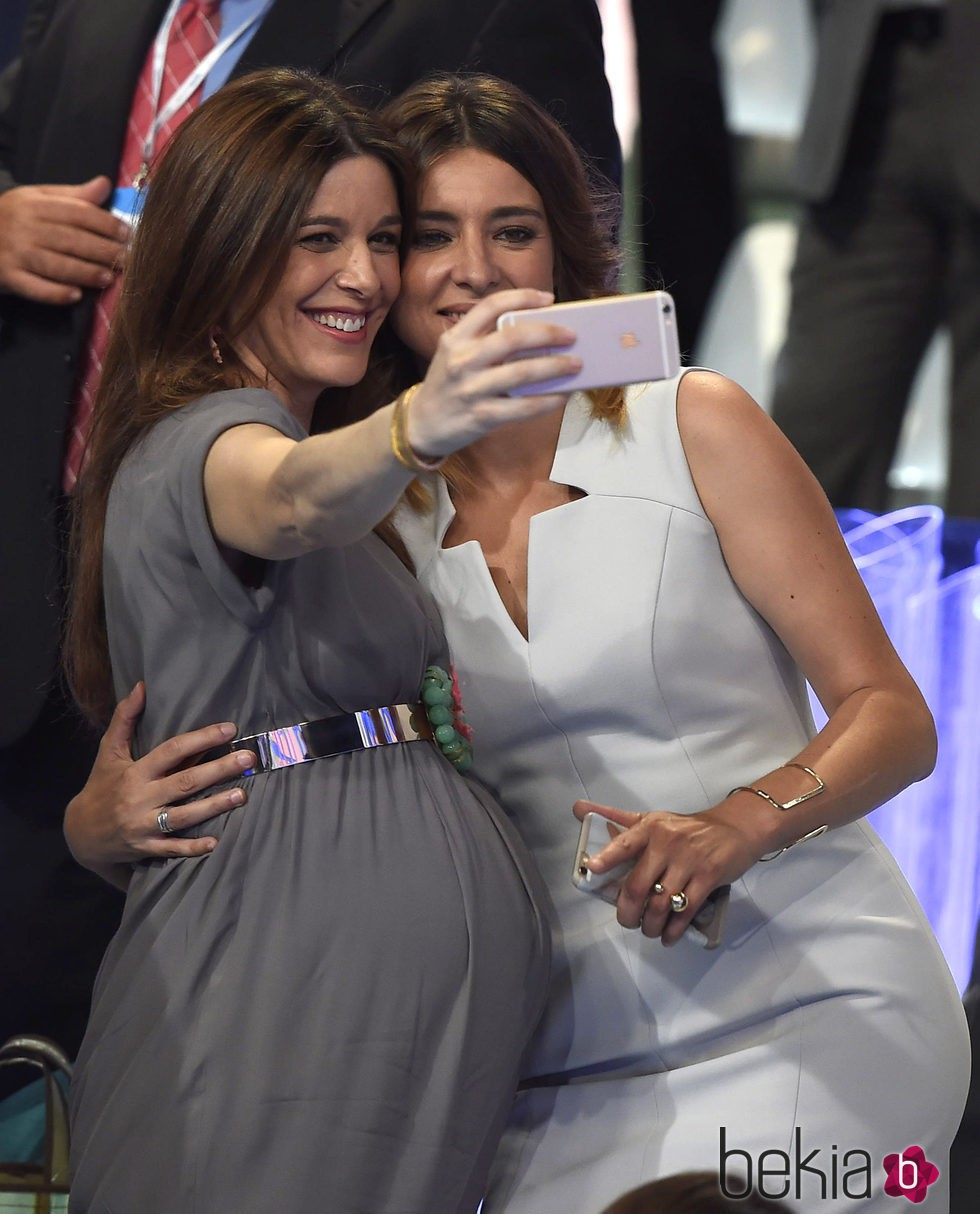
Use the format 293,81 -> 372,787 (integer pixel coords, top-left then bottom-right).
111,0 -> 273,226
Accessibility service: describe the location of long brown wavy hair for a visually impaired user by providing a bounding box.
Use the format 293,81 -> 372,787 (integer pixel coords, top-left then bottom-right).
66,68 -> 412,725
361,73 -> 626,508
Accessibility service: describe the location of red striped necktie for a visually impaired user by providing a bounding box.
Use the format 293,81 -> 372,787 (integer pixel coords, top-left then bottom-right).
63,0 -> 222,493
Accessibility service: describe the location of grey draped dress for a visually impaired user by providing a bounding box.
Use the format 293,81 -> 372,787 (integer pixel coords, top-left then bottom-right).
68,390 -> 549,1214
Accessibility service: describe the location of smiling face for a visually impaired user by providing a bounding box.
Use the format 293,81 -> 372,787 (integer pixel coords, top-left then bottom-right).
232,155 -> 402,422
391,148 -> 555,363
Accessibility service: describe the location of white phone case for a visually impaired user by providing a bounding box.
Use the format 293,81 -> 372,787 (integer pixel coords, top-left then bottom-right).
497,290 -> 680,396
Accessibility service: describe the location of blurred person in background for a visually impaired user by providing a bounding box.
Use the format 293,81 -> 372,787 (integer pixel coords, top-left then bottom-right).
771,1 -> 980,518
629,2 -> 738,353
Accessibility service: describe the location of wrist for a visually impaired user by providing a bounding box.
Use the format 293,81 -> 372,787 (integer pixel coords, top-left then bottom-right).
390,384 -> 446,474
704,797 -> 782,861
724,763 -> 829,861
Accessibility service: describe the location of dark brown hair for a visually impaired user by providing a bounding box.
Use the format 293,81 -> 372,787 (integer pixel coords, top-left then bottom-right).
600,1171 -> 792,1214
383,72 -> 621,307
369,73 -> 626,508
67,68 -> 412,724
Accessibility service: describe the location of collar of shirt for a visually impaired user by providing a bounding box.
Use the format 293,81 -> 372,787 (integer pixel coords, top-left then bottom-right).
203,0 -> 275,99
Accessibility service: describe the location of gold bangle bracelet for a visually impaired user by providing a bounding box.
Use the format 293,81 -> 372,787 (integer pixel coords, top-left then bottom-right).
729,763 -> 828,862
390,383 -> 446,474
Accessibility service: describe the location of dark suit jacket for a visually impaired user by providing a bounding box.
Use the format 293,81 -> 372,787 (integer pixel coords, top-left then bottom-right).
794,0 -> 979,205
0,0 -> 619,745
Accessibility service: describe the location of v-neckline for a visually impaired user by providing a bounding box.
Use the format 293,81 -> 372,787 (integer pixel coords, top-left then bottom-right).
438,496 -> 589,646
432,395 -> 596,548
432,398 -> 596,644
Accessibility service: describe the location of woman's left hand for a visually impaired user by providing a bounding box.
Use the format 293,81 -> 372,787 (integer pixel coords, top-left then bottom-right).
573,798 -> 760,945
64,683 -> 255,889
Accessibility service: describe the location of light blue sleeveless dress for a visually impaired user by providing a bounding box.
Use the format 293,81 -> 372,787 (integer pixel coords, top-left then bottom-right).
396,375 -> 969,1213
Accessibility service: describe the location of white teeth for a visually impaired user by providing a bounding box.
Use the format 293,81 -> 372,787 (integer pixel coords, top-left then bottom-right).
311,311 -> 366,332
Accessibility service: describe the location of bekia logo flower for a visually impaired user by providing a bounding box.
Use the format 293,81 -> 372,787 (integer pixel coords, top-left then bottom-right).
883,1146 -> 940,1203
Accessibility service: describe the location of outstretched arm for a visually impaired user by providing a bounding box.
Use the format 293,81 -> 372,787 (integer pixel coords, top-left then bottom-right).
204,288 -> 581,557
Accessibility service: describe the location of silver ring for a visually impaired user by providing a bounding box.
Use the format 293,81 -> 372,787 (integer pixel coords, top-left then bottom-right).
669,891 -> 688,913
652,882 -> 665,896
157,809 -> 175,836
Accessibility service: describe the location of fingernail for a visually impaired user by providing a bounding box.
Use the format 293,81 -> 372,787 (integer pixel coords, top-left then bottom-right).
219,722 -> 237,739
235,751 -> 255,770
229,788 -> 246,805
99,269 -> 113,287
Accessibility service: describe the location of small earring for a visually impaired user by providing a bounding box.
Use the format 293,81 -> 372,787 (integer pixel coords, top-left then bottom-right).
209,334 -> 224,366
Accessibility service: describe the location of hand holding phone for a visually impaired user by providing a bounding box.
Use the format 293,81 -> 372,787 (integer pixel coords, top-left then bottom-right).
571,810 -> 731,949
497,290 -> 680,396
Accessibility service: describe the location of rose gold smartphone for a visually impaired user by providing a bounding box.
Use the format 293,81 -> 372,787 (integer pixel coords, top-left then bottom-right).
572,811 -> 731,949
497,290 -> 681,396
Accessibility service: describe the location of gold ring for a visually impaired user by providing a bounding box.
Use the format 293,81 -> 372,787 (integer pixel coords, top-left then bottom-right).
652,882 -> 665,896
669,891 -> 688,913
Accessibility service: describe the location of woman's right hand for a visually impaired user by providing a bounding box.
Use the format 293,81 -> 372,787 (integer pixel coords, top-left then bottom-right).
64,682 -> 254,889
404,288 -> 582,457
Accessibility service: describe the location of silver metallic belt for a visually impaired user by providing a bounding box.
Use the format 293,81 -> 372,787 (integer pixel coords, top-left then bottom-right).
203,703 -> 433,776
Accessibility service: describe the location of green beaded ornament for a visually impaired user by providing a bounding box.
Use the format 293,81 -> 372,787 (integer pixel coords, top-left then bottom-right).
421,664 -> 473,772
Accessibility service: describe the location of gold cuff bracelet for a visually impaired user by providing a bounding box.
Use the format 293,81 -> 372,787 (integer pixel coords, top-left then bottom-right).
729,763 -> 829,862
390,383 -> 446,474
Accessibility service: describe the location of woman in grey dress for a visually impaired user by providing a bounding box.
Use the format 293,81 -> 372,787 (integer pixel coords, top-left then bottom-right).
61,69 -> 587,1214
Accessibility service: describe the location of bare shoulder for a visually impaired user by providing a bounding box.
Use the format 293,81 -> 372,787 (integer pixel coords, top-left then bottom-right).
675,369 -> 823,523
676,369 -> 776,446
